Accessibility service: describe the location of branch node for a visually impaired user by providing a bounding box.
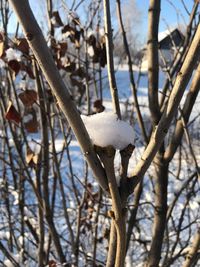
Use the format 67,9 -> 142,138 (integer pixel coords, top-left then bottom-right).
108,210 -> 115,219
26,32 -> 33,41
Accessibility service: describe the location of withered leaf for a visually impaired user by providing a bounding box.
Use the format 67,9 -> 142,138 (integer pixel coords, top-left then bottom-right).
26,146 -> 39,166
87,34 -> 96,46
20,63 -> 35,79
62,24 -> 72,34
63,61 -> 76,72
72,67 -> 87,79
26,146 -> 34,165
74,31 -> 81,48
8,60 -> 21,76
51,11 -> 63,27
24,118 -> 38,133
5,101 -> 21,124
19,90 -> 37,107
0,42 -> 5,58
62,24 -> 76,36
48,260 -> 57,267
0,32 -> 4,42
58,42 -> 68,58
93,99 -> 105,113
15,38 -> 29,54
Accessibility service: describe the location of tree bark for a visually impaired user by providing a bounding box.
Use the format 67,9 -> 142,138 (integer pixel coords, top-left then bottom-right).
182,228 -> 200,267
146,152 -> 168,267
147,0 -> 161,125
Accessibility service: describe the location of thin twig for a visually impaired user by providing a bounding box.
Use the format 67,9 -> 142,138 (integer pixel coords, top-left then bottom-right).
103,0 -> 121,119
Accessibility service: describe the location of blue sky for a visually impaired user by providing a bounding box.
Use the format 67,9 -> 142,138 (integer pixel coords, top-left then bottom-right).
7,0 -> 196,43
32,0 -> 196,38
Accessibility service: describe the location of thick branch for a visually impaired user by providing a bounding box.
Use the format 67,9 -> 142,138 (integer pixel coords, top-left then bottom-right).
146,157 -> 169,267
147,0 -> 161,125
182,228 -> 200,267
164,62 -> 200,162
8,0 -> 108,192
96,146 -> 126,267
106,220 -> 117,267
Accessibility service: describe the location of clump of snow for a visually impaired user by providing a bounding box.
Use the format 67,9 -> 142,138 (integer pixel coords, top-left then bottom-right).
98,28 -> 105,37
0,231 -> 10,240
0,58 -> 5,67
6,48 -> 22,61
87,46 -> 94,57
50,16 -> 57,26
81,112 -> 134,150
23,114 -> 33,123
87,29 -> 95,38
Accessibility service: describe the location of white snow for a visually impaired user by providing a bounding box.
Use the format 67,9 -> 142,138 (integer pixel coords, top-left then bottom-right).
87,46 -> 94,57
0,58 -> 5,67
23,114 -> 33,123
99,28 -> 105,36
87,29 -> 95,38
0,231 -> 10,240
6,48 -> 22,61
4,254 -> 21,267
81,112 -> 134,150
50,17 -> 58,26
158,27 -> 176,42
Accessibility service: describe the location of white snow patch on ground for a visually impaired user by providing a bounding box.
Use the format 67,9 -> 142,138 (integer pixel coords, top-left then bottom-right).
81,112 -> 134,150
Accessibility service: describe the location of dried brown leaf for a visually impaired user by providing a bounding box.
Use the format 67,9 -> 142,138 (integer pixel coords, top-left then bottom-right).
51,11 -> 63,27
15,38 -> 29,54
19,90 -> 37,107
5,101 -> 21,124
24,118 -> 38,133
26,146 -> 39,166
48,260 -> 57,267
8,60 -> 21,76
0,42 -> 5,58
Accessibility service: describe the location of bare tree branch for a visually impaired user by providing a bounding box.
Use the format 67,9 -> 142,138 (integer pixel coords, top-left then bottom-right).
182,228 -> 200,267
116,0 -> 148,143
147,0 -> 161,125
103,0 -> 121,119
164,62 -> 200,162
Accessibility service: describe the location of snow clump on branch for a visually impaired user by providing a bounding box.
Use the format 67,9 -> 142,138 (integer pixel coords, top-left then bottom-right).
81,112 -> 134,150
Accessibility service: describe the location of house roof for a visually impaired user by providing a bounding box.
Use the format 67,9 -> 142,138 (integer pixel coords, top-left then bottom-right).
158,28 -> 184,49
158,28 -> 176,42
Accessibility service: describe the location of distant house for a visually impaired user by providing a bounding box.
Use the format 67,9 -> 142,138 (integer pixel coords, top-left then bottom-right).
158,28 -> 185,65
140,28 -> 185,71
